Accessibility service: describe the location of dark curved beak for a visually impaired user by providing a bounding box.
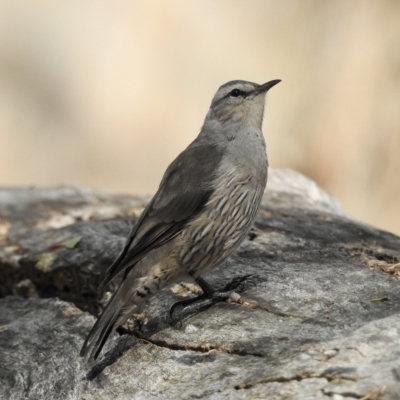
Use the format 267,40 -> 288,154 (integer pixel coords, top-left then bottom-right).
251,79 -> 281,96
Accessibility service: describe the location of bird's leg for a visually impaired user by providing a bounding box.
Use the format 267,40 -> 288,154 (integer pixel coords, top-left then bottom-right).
169,282 -> 212,325
170,275 -> 258,325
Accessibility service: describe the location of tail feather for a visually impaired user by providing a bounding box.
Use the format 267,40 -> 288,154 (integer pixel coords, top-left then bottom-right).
80,290 -> 124,361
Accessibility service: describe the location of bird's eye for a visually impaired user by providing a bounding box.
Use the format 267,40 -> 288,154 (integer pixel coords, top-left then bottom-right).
230,89 -> 242,98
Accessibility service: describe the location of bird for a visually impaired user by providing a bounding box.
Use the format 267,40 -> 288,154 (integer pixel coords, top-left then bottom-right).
80,79 -> 281,361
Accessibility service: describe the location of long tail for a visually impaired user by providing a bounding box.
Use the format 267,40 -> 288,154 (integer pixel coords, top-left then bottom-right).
80,286 -> 127,361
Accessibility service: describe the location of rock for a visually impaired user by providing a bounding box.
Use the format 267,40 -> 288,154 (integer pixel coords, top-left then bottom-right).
0,169 -> 399,399
0,296 -> 92,400
0,185 -> 148,314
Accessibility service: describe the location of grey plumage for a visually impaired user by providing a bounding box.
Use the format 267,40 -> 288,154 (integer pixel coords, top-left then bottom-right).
80,79 -> 280,360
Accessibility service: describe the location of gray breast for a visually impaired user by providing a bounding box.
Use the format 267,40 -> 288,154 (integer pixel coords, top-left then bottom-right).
179,165 -> 267,277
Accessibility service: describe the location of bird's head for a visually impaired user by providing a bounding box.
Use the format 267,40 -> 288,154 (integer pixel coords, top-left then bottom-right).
208,79 -> 281,129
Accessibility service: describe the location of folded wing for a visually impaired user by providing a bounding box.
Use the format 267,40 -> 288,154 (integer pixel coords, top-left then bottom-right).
99,140 -> 222,289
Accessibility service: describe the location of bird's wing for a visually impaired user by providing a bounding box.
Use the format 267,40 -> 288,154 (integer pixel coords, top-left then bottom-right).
99,140 -> 222,289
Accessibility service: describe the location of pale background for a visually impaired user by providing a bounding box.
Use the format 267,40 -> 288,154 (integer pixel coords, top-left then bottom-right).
0,1 -> 399,235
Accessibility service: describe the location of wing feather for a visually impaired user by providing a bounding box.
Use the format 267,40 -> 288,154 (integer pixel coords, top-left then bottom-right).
99,140 -> 222,288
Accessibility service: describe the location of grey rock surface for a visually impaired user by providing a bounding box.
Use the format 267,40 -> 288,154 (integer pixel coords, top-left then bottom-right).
0,169 -> 399,399
0,297 -> 92,400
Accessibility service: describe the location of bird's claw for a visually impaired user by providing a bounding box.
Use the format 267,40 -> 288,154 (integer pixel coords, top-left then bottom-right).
169,293 -> 214,326
169,275 -> 261,326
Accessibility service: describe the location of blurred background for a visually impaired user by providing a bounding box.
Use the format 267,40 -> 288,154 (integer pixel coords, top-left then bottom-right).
0,0 -> 399,235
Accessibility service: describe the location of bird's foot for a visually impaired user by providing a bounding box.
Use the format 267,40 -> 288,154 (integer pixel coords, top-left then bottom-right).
170,275 -> 261,326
